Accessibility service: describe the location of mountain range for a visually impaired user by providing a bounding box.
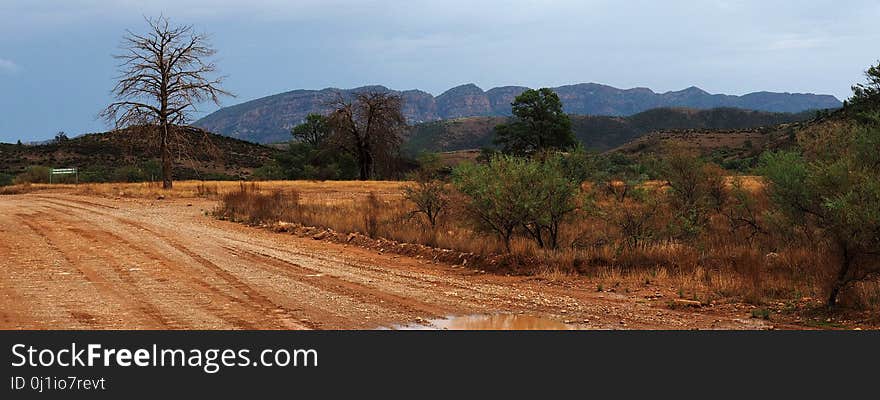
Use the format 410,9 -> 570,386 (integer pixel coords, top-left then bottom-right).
194,83 -> 841,144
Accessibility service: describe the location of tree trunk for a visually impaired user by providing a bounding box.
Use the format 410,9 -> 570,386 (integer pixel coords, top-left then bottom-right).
161,123 -> 173,189
827,244 -> 852,308
548,222 -> 560,250
358,148 -> 372,181
358,161 -> 369,181
502,227 -> 514,254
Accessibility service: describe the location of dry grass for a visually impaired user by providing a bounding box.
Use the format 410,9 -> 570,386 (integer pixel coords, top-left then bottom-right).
8,178 -> 877,311
0,183 -> 32,195
207,178 -> 877,310
5,179 -> 407,201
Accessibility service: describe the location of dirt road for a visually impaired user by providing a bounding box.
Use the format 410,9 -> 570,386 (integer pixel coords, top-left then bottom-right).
0,193 -> 770,330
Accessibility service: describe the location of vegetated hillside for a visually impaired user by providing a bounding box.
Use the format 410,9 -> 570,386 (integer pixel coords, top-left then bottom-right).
610,110 -> 842,171
0,126 -> 279,181
404,116 -> 509,154
403,107 -> 816,154
194,83 -> 841,144
625,106 -> 873,171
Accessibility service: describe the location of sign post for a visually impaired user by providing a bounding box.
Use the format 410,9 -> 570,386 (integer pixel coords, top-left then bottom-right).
49,168 -> 78,184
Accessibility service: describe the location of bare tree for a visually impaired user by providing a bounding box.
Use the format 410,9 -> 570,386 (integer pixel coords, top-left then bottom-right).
326,92 -> 406,180
101,16 -> 231,189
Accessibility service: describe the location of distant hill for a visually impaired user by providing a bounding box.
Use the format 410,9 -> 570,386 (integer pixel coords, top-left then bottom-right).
611,124 -> 801,171
403,107 -> 817,155
194,83 -> 841,144
610,109 -> 855,171
0,126 -> 279,181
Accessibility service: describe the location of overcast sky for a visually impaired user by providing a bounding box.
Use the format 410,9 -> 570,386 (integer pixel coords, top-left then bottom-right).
1,0 -> 879,142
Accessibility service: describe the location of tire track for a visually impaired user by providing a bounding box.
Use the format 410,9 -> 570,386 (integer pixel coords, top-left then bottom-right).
39,196 -> 451,326
222,245 -> 453,317
36,201 -> 305,329
63,225 -> 257,330
38,196 -> 568,321
16,214 -> 171,328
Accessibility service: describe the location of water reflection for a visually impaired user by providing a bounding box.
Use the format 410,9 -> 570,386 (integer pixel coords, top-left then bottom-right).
392,314 -> 574,330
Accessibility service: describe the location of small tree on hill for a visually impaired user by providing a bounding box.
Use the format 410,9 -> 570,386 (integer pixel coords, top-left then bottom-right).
54,131 -> 69,144
101,16 -> 232,189
494,88 -> 575,156
850,60 -> 880,110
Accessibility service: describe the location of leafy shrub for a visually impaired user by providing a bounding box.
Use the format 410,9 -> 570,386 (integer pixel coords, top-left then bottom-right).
597,185 -> 664,249
760,114 -> 880,307
275,142 -> 358,180
656,148 -> 726,241
403,153 -> 451,229
403,180 -> 448,229
522,154 -> 582,249
453,154 -> 581,251
454,156 -> 532,252
112,165 -> 148,182
252,161 -> 287,181
14,166 -> 51,184
0,173 -> 12,187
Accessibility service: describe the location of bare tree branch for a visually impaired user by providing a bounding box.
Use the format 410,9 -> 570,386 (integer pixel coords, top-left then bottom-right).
325,91 -> 406,180
100,15 -> 233,189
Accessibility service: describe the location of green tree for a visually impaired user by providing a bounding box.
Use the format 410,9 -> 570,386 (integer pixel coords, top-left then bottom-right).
453,156 -> 530,251
252,161 -> 287,181
0,173 -> 13,187
292,113 -> 330,147
850,60 -> 880,110
274,142 -> 358,181
558,145 -> 603,183
759,115 -> 880,307
453,155 -> 580,251
522,154 -> 581,249
493,88 -> 575,156
275,114 -> 358,181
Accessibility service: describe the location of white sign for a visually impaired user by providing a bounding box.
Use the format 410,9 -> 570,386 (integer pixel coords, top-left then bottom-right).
49,168 -> 78,184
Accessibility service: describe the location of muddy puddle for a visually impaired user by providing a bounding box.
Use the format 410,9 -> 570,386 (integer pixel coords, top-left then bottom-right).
388,314 -> 575,330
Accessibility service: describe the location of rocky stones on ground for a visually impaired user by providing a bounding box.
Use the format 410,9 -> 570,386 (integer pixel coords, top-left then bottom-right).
672,299 -> 702,308
312,231 -> 329,240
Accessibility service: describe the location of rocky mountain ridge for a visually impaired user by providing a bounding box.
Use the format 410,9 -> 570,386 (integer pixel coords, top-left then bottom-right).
195,83 -> 841,144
